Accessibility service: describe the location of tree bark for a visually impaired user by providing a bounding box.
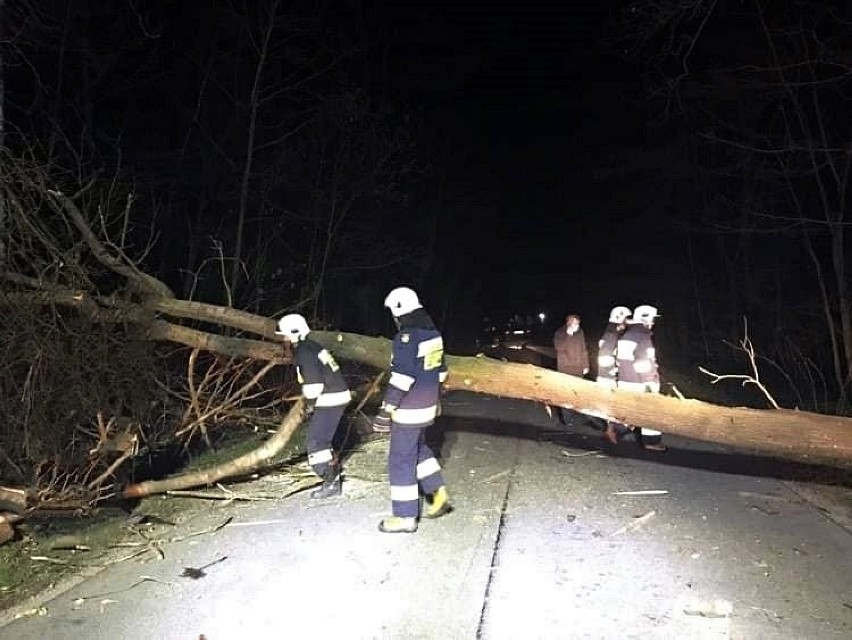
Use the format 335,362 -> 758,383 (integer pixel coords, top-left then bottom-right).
0,486 -> 27,513
8,272 -> 852,466
6,186 -> 852,479
309,331 -> 852,464
122,398 -> 306,498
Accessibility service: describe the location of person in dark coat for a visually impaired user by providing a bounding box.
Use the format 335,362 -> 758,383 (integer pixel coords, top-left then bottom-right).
552,313 -> 590,426
554,314 -> 590,377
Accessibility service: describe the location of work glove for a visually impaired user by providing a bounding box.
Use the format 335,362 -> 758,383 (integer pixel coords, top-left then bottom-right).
304,399 -> 317,416
371,402 -> 396,433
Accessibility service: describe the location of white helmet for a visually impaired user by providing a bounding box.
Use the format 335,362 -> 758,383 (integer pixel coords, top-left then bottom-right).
632,305 -> 659,325
384,286 -> 422,317
608,305 -> 632,324
275,313 -> 310,342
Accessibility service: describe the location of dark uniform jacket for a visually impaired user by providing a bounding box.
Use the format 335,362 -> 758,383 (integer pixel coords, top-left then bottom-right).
597,323 -> 622,380
382,309 -> 447,428
294,337 -> 351,407
615,324 -> 659,385
553,326 -> 590,377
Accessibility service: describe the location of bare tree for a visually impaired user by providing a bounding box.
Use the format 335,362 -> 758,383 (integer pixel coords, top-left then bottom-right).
612,0 -> 852,409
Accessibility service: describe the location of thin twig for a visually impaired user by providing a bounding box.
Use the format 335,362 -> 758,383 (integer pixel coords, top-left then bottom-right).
86,449 -> 134,491
613,490 -> 669,496
610,510 -> 657,537
561,449 -> 602,458
76,575 -> 175,602
700,317 -> 780,408
165,490 -> 274,501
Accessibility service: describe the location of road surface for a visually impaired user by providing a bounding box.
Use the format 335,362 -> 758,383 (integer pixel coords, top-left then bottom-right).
1,392 -> 851,639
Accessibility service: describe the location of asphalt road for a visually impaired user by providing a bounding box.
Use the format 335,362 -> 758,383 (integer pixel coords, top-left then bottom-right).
1,392 -> 851,639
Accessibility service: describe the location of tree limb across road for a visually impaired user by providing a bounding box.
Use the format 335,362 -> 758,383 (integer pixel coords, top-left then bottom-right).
310,331 -> 852,465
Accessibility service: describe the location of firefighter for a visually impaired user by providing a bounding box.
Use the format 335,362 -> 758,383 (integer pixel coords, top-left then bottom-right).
372,286 -> 452,533
615,304 -> 666,451
276,313 -> 352,498
597,306 -> 631,388
597,305 -> 632,441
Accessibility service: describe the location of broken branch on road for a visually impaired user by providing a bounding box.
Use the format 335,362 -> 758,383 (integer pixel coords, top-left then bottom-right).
610,510 -> 657,537
613,490 -> 669,496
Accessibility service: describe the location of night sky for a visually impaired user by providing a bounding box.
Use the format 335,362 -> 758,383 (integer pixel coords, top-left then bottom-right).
370,1 -> 654,326
6,0 -> 849,399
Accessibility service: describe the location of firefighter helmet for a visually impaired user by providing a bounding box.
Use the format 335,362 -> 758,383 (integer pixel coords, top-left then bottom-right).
275,313 -> 310,342
632,305 -> 659,325
384,286 -> 422,317
608,306 -> 632,324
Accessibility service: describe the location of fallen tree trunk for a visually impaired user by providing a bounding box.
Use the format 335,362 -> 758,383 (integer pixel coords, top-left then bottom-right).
122,399 -> 307,499
0,486 -> 27,513
8,275 -> 852,467
310,331 -> 852,464
0,513 -> 22,545
5,183 -> 852,484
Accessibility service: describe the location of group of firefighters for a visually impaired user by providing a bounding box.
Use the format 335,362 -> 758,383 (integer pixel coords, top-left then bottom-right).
274,286 -> 450,534
274,289 -> 665,535
552,304 -> 665,451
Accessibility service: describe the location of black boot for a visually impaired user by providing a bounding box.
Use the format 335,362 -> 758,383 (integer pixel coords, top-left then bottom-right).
310,465 -> 342,499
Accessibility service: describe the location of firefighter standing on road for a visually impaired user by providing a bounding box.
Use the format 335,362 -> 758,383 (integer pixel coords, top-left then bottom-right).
597,305 -> 632,441
276,314 -> 352,498
373,286 -> 452,533
615,304 -> 666,451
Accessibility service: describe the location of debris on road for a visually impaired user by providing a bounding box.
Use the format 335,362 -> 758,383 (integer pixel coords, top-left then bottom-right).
683,598 -> 733,618
613,490 -> 669,496
560,449 -> 602,458
225,518 -> 290,527
12,607 -> 47,620
49,536 -> 92,551
482,470 -> 511,483
737,491 -> 795,502
74,575 -> 176,605
126,514 -> 176,527
181,555 -> 228,580
749,504 -> 780,516
29,556 -> 70,565
610,510 -> 657,537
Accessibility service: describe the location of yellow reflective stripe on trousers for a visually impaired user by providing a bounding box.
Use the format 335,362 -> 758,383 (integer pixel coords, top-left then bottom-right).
390,484 -> 419,501
316,389 -> 352,407
308,449 -> 333,465
394,405 -> 437,424
416,457 -> 441,479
